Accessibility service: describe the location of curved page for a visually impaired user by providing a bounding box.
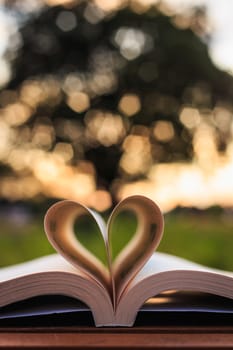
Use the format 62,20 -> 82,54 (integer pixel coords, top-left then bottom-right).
0,254 -> 113,326
115,252 -> 233,326
44,200 -> 111,291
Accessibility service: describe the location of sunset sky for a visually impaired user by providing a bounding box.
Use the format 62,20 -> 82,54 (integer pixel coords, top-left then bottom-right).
165,0 -> 233,74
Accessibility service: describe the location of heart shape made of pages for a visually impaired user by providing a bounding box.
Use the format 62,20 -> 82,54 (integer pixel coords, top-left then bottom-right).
44,195 -> 164,304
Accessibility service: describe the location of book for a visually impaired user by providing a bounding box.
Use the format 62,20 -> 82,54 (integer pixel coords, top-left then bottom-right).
0,195 -> 233,327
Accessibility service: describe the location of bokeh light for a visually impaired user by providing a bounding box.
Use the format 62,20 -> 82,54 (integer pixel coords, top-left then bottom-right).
0,0 -> 233,216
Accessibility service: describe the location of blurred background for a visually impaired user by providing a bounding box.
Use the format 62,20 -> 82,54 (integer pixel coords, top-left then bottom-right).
0,0 -> 233,270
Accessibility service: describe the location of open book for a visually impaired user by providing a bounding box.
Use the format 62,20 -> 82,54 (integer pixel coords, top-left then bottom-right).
0,195 -> 233,327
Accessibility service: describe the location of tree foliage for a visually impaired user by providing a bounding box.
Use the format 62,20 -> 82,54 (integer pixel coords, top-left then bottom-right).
1,1 -> 233,204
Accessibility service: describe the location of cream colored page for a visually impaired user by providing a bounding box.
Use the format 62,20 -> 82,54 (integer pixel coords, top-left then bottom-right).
107,195 -> 164,304
90,209 -> 108,242
0,254 -> 80,283
0,253 -> 115,326
128,251 -> 233,289
115,253 -> 233,326
44,200 -> 110,290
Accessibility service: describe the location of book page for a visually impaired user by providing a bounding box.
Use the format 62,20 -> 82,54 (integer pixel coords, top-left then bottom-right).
107,195 -> 164,305
127,252 -> 233,290
115,252 -> 233,326
44,200 -> 111,291
0,254 -> 81,283
0,254 -> 114,326
43,195 -> 165,310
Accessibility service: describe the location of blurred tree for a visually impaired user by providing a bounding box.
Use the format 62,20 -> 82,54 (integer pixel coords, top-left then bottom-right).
1,0 -> 233,208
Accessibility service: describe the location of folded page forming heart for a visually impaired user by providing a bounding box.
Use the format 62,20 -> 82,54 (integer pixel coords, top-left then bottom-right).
44,195 -> 164,308
44,200 -> 111,290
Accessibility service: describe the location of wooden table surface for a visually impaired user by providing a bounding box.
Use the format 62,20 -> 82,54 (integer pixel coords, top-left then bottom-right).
1,326 -> 233,349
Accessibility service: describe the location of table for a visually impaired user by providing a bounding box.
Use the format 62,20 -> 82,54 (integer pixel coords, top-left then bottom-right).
1,326 -> 233,349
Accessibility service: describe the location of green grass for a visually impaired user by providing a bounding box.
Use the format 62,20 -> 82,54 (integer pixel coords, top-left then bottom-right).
0,220 -> 55,267
160,211 -> 233,271
0,209 -> 233,271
